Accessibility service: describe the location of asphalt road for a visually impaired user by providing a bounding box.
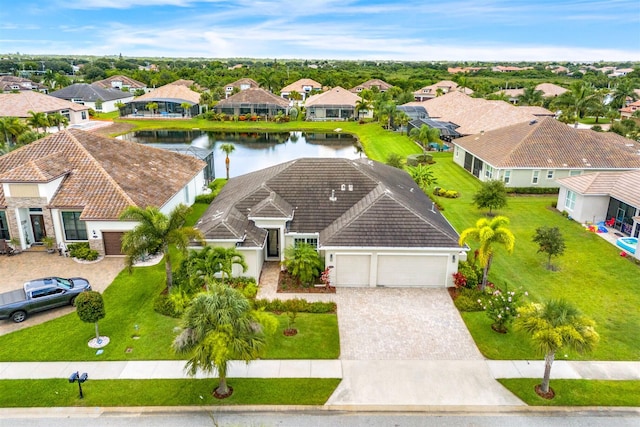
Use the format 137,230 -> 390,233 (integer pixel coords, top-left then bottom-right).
1,409 -> 639,427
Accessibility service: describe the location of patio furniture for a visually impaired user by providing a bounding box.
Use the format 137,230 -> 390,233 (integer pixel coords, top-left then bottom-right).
605,217 -> 615,227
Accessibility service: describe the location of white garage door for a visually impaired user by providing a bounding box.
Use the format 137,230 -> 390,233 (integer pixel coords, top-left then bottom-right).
377,254 -> 447,287
335,254 -> 371,287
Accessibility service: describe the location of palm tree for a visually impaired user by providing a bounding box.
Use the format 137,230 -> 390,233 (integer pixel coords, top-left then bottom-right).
219,143 -> 235,179
0,116 -> 26,147
515,299 -> 599,396
283,243 -> 323,287
408,164 -> 438,190
409,124 -> 432,151
47,112 -> 69,131
145,102 -> 158,116
610,79 -> 638,109
518,87 -> 544,106
172,284 -> 275,398
379,101 -> 397,129
119,204 -> 204,291
180,102 -> 191,117
396,111 -> 410,135
26,111 -> 49,133
459,216 -> 515,291
355,98 -> 371,120
551,81 -> 598,121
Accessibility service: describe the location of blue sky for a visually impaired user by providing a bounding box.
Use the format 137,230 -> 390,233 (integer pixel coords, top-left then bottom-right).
1,0 -> 639,61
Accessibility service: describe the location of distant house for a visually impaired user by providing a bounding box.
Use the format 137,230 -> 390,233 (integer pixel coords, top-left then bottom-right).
0,91 -> 90,131
413,80 -> 473,102
556,170 -> 640,243
620,100 -> 640,120
452,117 -> 640,187
224,78 -> 259,98
350,79 -> 393,94
124,81 -> 201,117
396,104 -> 428,121
49,83 -> 133,113
213,88 -> 289,118
491,65 -> 533,72
280,78 -> 323,101
92,75 -> 149,93
0,76 -> 48,94
305,86 -> 369,121
195,158 -> 464,287
423,91 -> 548,135
0,129 -> 206,254
494,83 -> 568,104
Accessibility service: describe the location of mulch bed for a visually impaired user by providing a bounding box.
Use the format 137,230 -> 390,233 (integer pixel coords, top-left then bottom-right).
276,270 -> 336,294
534,384 -> 555,399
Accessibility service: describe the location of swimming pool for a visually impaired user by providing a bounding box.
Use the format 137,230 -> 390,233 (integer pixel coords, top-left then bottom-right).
616,237 -> 638,254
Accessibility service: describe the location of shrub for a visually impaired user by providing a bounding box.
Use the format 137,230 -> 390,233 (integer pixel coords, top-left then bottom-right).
253,298 -> 336,313
453,287 -> 486,312
479,285 -> 526,333
457,261 -> 481,289
153,293 -> 180,318
505,187 -> 559,195
67,242 -> 99,260
551,201 -> 558,208
406,153 -> 434,167
433,187 -> 459,198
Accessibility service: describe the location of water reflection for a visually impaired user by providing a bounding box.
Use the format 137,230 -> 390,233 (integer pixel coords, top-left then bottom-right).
121,130 -> 362,178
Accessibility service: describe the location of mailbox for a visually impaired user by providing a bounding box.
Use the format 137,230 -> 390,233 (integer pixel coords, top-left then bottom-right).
69,372 -> 79,383
79,373 -> 88,383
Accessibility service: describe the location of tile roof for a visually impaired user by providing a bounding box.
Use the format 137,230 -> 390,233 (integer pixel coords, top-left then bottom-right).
557,170 -> 640,208
134,82 -> 201,104
493,83 -> 568,99
305,86 -> 361,107
50,83 -> 133,102
350,79 -> 393,92
453,117 -> 640,169
197,158 -> 461,249
280,78 -> 323,93
422,91 -> 545,134
0,91 -> 89,117
225,78 -> 259,89
0,76 -> 47,92
215,88 -> 289,107
414,80 -> 474,96
0,129 -> 206,218
92,75 -> 147,90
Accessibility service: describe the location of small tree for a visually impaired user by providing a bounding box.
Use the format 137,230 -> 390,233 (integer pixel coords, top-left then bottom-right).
76,291 -> 106,342
145,102 -> 158,115
515,299 -> 599,398
532,226 -> 566,270
385,152 -> 404,169
283,243 -> 323,287
473,180 -> 508,215
219,143 -> 236,180
408,164 -> 438,191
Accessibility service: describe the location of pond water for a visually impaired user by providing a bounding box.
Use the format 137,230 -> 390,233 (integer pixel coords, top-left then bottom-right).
120,130 -> 362,178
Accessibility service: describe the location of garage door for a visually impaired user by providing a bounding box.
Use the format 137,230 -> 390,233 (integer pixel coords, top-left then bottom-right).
335,254 -> 371,287
102,232 -> 124,255
377,254 -> 447,287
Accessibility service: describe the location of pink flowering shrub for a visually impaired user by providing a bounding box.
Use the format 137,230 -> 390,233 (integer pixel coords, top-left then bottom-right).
479,286 -> 527,333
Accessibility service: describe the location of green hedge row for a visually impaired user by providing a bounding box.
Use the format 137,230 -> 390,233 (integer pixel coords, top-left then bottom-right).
505,187 -> 559,195
253,298 -> 336,313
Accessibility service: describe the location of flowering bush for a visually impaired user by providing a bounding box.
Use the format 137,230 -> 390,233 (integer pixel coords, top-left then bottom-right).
479,286 -> 527,333
320,267 -> 333,289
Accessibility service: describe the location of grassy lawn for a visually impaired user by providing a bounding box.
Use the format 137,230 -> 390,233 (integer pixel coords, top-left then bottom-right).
578,117 -> 611,125
429,152 -> 640,361
499,379 -> 640,407
0,378 -> 340,407
264,314 -> 340,359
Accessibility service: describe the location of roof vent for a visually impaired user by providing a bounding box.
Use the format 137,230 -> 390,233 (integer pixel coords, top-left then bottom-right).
329,189 -> 337,202
529,120 -> 537,125
430,202 -> 436,213
341,184 -> 346,191
348,184 -> 353,191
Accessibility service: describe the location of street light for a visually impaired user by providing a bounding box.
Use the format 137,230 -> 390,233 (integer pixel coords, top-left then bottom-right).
68,371 -> 88,398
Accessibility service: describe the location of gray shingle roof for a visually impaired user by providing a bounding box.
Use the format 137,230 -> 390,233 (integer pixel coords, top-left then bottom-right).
50,83 -> 132,102
197,158 -> 461,249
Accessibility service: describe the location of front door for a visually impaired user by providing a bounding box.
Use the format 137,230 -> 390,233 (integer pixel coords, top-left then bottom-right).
30,215 -> 46,242
266,229 -> 279,258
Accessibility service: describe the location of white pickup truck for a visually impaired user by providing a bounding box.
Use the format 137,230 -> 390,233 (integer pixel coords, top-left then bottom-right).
0,277 -> 91,323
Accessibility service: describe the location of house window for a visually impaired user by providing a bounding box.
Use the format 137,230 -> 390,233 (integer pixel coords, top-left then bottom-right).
0,211 -> 9,240
532,170 -> 540,184
503,170 -> 511,184
294,237 -> 318,249
569,170 -> 581,176
485,165 -> 494,179
547,170 -> 554,179
81,111 -> 87,120
61,211 -> 87,240
565,190 -> 576,211
454,146 -> 459,158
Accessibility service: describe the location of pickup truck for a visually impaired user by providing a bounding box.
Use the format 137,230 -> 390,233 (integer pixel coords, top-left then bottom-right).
0,277 -> 91,323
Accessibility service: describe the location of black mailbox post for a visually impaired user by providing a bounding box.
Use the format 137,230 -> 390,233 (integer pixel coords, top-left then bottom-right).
69,371 -> 88,398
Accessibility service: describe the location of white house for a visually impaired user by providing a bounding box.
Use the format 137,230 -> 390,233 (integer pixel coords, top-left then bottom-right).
0,129 -> 206,255
196,158 -> 465,288
49,83 -> 134,113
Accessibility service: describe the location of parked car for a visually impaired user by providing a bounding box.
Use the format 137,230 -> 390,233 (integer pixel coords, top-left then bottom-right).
0,277 -> 91,323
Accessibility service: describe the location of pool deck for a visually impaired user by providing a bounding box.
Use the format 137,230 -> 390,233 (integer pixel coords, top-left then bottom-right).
586,224 -> 638,257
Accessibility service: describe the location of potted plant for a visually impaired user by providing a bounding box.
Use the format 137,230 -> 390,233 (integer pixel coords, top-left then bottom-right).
42,236 -> 56,254
8,237 -> 21,254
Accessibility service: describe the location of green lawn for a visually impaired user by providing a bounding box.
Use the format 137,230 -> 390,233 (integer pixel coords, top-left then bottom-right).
499,379 -> 640,406
0,378 -> 340,407
429,152 -> 640,361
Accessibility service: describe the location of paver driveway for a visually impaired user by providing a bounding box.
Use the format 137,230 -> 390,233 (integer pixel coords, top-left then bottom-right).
0,252 -> 125,335
335,287 -> 483,360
